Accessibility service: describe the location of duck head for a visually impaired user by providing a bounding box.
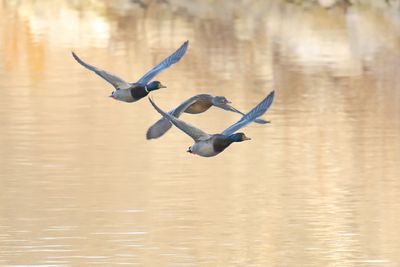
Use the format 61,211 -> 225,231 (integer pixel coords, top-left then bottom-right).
109,90 -> 119,99
147,81 -> 167,91
212,96 -> 241,113
228,132 -> 251,142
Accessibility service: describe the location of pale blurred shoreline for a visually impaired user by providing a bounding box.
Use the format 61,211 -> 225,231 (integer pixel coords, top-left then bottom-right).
2,0 -> 399,81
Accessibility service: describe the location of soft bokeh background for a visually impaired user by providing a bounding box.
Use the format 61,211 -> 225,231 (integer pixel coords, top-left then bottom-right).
1,0 -> 400,266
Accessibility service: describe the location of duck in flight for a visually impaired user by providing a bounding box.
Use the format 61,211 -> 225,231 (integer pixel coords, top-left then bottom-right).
71,41 -> 189,102
146,94 -> 269,139
148,91 -> 275,157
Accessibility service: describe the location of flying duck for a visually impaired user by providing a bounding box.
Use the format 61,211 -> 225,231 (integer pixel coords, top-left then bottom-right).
71,40 -> 189,102
148,91 -> 275,157
146,94 -> 269,139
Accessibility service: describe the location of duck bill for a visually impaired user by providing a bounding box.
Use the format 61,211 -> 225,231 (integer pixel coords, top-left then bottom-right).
243,136 -> 251,141
159,84 -> 167,89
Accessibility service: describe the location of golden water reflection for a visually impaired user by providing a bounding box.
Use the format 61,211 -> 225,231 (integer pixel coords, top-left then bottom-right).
0,1 -> 400,266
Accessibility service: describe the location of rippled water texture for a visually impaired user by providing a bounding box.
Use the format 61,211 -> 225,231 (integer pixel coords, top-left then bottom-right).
1,1 -> 400,266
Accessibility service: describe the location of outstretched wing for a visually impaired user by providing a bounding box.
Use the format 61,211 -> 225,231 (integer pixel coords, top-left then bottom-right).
148,97 -> 210,142
146,94 -> 206,140
221,91 -> 275,136
71,52 -> 131,90
136,41 -> 189,85
215,102 -> 269,124
146,117 -> 173,140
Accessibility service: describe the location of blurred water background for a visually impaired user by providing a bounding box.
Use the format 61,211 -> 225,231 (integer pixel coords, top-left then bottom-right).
0,0 -> 400,266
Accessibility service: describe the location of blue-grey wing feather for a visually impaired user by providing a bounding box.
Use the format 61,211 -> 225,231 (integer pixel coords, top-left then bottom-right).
222,91 -> 275,136
71,52 -> 131,90
137,41 -> 189,85
146,94 -> 207,140
146,117 -> 173,140
217,103 -> 269,124
148,98 -> 210,142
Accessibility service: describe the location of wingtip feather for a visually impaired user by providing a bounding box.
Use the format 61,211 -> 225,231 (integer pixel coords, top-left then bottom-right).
71,51 -> 83,64
148,97 -> 165,117
148,96 -> 156,108
268,90 -> 275,98
71,51 -> 77,59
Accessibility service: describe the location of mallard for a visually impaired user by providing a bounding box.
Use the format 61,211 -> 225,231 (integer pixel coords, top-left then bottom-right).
146,94 -> 269,139
148,91 -> 275,157
71,41 -> 189,102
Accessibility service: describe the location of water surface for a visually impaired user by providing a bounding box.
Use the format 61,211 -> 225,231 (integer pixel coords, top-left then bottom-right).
0,1 -> 400,266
